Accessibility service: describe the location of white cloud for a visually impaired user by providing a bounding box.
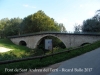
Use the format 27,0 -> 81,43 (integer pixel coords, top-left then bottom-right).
23,4 -> 36,9
88,11 -> 95,17
75,20 -> 83,25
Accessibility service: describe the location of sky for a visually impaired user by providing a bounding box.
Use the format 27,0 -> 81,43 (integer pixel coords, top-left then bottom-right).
0,0 -> 100,32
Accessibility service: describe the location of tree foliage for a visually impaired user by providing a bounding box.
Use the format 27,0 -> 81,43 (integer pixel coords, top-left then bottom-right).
0,18 -> 22,38
21,10 -> 64,34
58,23 -> 67,32
0,18 -> 10,38
74,24 -> 81,33
5,18 -> 23,36
82,10 -> 100,32
82,18 -> 100,32
0,10 -> 66,38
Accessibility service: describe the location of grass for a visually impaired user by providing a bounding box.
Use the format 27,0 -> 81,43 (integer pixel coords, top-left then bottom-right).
0,39 -> 67,60
0,39 -> 32,61
0,39 -> 100,75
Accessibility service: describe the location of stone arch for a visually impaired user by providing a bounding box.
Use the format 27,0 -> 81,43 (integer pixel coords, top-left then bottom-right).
80,42 -> 91,46
35,34 -> 66,48
19,40 -> 27,46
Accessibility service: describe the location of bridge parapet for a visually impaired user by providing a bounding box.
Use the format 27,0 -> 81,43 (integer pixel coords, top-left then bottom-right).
8,31 -> 100,38
9,32 -> 100,49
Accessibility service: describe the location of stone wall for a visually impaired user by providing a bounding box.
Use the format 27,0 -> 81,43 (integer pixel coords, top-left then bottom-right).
10,34 -> 100,49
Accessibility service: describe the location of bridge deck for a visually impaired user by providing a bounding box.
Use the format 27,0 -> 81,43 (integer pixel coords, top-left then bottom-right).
8,32 -> 100,38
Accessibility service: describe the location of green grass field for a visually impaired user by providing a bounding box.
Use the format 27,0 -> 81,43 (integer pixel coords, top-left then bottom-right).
0,39 -> 67,61
0,39 -> 32,61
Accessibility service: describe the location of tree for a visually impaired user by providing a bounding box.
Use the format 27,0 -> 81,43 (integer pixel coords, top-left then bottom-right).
92,10 -> 100,22
82,18 -> 100,32
0,10 -> 66,37
21,10 -> 64,34
0,17 -> 23,37
0,18 -> 9,38
74,23 -> 81,33
58,23 -> 67,32
82,10 -> 100,33
4,18 -> 23,36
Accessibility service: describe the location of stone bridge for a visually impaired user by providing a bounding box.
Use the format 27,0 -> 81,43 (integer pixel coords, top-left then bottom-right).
8,32 -> 100,49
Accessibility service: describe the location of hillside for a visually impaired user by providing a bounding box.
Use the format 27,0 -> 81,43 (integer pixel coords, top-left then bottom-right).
0,39 -> 32,61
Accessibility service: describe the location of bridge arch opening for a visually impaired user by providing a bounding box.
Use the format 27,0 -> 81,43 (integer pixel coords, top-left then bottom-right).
81,42 -> 91,46
36,35 -> 66,49
19,41 -> 27,46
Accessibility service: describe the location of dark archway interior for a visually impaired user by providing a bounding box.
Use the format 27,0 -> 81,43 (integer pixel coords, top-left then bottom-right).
81,43 -> 90,46
19,41 -> 27,46
37,36 -> 66,49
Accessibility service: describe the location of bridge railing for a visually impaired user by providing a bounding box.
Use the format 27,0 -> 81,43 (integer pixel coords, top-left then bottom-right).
7,31 -> 65,38
8,31 -> 100,38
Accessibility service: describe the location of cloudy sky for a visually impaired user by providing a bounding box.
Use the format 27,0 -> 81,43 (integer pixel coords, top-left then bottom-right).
0,0 -> 100,32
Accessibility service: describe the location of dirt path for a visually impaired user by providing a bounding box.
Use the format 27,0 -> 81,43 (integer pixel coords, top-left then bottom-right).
0,47 -> 12,53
